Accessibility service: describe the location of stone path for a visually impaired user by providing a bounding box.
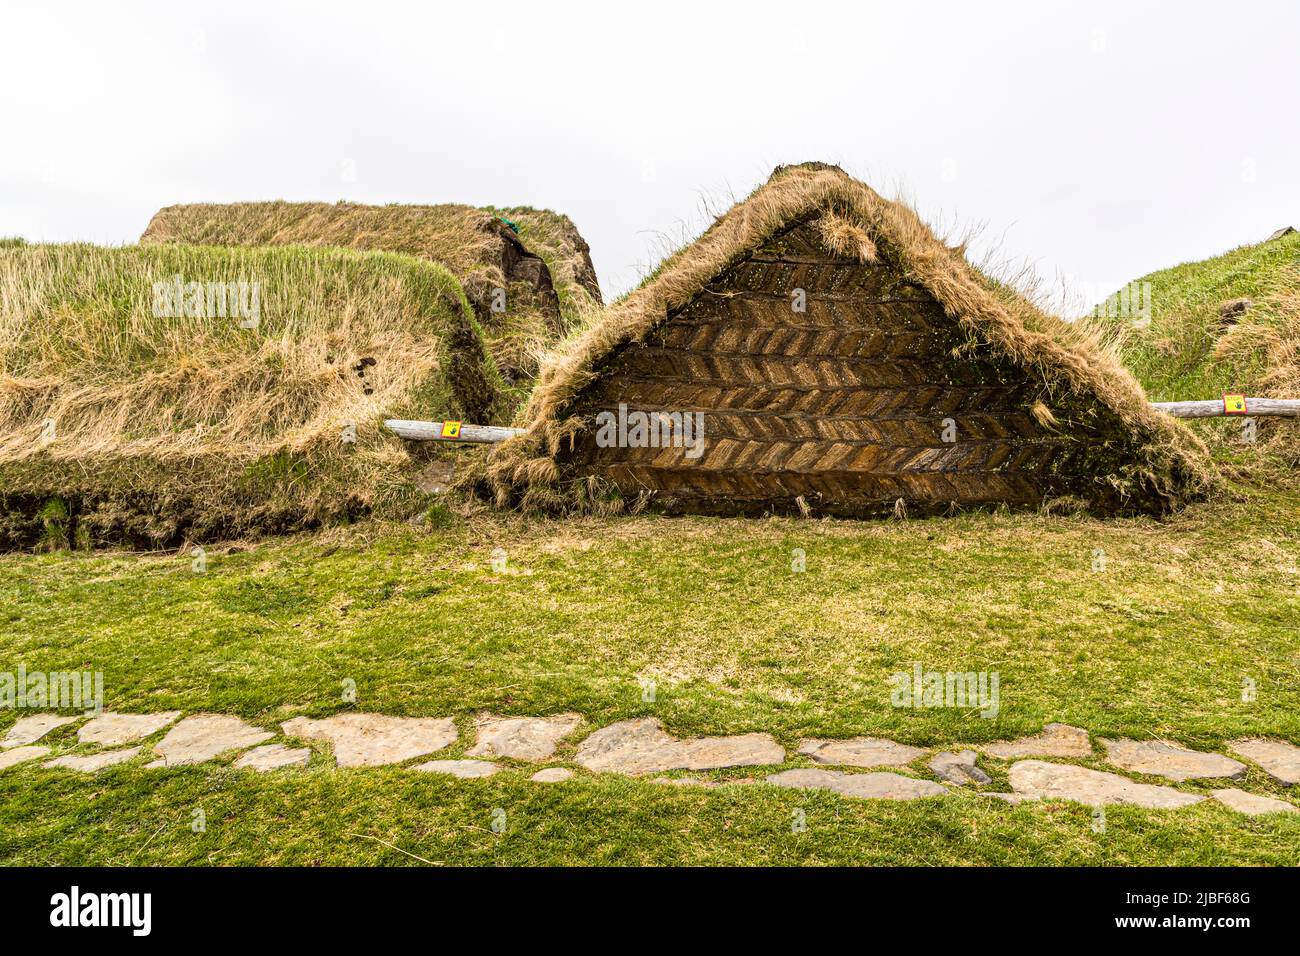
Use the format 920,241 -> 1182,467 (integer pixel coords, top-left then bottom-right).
573,718 -> 783,776
1008,761 -> 1205,809
981,723 -> 1092,759
1210,788 -> 1298,816
414,759 -> 499,778
1,713 -> 78,748
233,744 -> 311,773
1,709 -> 1296,817
146,715 -> 273,768
280,714 -> 457,768
531,767 -> 574,783
1228,739 -> 1300,785
929,750 -> 991,786
45,747 -> 141,772
1101,738 -> 1246,782
80,711 -> 181,747
0,745 -> 50,771
467,714 -> 580,761
768,768 -> 947,800
799,737 -> 924,768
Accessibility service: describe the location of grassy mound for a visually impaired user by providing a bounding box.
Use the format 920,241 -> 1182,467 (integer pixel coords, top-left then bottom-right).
0,242 -> 501,549
1098,230 -> 1300,461
141,201 -> 602,402
487,205 -> 603,324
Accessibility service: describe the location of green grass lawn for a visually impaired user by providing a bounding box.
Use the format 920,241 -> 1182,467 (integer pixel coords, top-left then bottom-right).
6,766 -> 1299,866
3,484 -> 1299,865
1103,230 -> 1300,402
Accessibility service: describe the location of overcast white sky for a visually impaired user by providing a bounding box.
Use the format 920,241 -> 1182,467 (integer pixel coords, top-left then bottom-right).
2,1 -> 1296,311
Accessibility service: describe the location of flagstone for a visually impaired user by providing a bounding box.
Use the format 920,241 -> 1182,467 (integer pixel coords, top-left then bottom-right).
79,711 -> 181,747
11,703 -> 1284,820
1008,760 -> 1203,809
767,767 -> 948,800
572,719 -> 684,775
985,792 -> 1031,804
233,744 -> 311,772
466,713 -> 581,761
1,713 -> 79,749
530,767 -> 574,783
1210,788 -> 1297,816
44,747 -> 141,772
282,713 -> 457,767
146,714 -> 273,767
1101,738 -> 1246,782
798,736 -> 925,768
412,759 -> 499,778
651,775 -> 718,787
677,733 -> 784,770
981,723 -> 1091,759
574,718 -> 783,776
0,746 -> 49,771
928,750 -> 992,786
1228,739 -> 1300,786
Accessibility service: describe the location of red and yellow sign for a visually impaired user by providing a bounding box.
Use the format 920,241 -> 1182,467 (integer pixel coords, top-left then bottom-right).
440,420 -> 462,438
1222,393 -> 1247,415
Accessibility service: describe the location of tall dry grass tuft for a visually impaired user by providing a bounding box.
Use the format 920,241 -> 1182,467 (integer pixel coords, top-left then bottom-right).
1211,280 -> 1300,461
141,200 -> 603,398
0,242 -> 492,547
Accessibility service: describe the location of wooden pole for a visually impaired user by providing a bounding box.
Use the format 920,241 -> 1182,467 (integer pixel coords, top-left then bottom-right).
387,396 -> 1300,445
384,419 -> 525,443
1150,398 -> 1300,419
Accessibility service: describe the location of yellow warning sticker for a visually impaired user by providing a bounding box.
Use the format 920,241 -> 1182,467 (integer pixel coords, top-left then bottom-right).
440,420 -> 463,438
1222,393 -> 1247,415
